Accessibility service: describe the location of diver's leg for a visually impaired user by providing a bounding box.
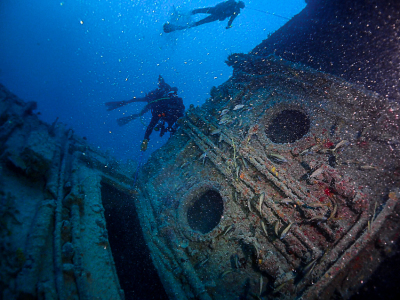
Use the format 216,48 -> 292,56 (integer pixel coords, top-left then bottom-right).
165,116 -> 178,133
160,123 -> 167,137
191,7 -> 213,15
116,113 -> 141,126
144,115 -> 160,141
191,15 -> 219,27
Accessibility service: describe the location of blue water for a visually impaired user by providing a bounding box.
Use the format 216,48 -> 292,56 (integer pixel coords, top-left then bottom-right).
0,0 -> 305,162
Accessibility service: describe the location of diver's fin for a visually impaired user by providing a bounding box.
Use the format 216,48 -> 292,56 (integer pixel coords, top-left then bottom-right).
105,100 -> 131,111
117,114 -> 139,126
163,22 -> 176,33
163,22 -> 189,33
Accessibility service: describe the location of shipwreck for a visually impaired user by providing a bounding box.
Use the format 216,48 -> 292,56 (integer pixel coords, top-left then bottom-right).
1,0 -> 400,299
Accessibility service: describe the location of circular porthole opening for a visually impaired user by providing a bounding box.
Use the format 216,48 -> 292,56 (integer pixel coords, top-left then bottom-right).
187,190 -> 224,234
266,109 -> 310,143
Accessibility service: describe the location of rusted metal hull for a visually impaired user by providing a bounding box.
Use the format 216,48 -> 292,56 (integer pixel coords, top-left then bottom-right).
136,55 -> 400,299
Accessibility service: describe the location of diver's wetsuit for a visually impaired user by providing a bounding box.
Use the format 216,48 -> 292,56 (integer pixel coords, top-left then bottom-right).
125,75 -> 174,105
144,93 -> 185,141
110,75 -> 179,127
191,0 -> 244,28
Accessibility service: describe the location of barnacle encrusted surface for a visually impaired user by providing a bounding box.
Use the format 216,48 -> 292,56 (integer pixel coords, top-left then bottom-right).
135,55 -> 400,300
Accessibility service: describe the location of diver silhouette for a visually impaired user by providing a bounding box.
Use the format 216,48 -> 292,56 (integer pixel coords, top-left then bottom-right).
163,0 -> 245,33
105,75 -> 185,151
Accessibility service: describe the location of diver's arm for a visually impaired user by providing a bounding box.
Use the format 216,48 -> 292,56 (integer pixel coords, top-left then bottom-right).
117,104 -> 149,126
144,115 -> 160,141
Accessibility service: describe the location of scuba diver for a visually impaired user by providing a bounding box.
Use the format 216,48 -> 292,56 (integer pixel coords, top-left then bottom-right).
105,75 -> 185,151
140,89 -> 185,151
163,0 -> 245,33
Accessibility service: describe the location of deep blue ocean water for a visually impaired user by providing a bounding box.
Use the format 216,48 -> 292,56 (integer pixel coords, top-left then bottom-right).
0,0 -> 305,162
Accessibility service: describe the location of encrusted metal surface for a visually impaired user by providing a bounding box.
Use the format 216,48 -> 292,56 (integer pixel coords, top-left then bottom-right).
136,55 -> 400,299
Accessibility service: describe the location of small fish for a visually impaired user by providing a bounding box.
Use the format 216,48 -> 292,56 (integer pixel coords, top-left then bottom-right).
194,255 -> 210,269
274,219 -> 280,237
302,259 -> 317,279
220,114 -> 230,120
261,220 -> 268,237
241,157 -> 248,169
259,275 -> 263,296
328,199 -> 337,220
267,152 -> 288,163
318,141 -> 348,154
259,192 -> 265,213
233,254 -> 241,269
280,222 -> 293,239
253,242 -> 260,258
302,257 -> 319,275
219,270 -> 233,279
304,202 -> 330,208
233,104 -> 245,110
333,140 -> 349,152
341,159 -> 360,166
277,198 -> 294,205
250,293 -> 262,300
219,118 -> 232,125
372,201 -> 378,222
211,129 -> 221,135
317,148 -> 333,154
248,196 -> 252,212
300,144 -> 321,156
199,152 -> 207,164
359,164 -> 378,170
273,279 -> 294,295
220,109 -> 229,115
223,225 -> 234,236
310,166 -> 324,178
309,216 -> 328,223
236,166 -> 240,179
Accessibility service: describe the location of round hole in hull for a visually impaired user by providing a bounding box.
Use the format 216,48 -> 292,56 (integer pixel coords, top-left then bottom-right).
187,190 -> 223,234
266,109 -> 310,143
